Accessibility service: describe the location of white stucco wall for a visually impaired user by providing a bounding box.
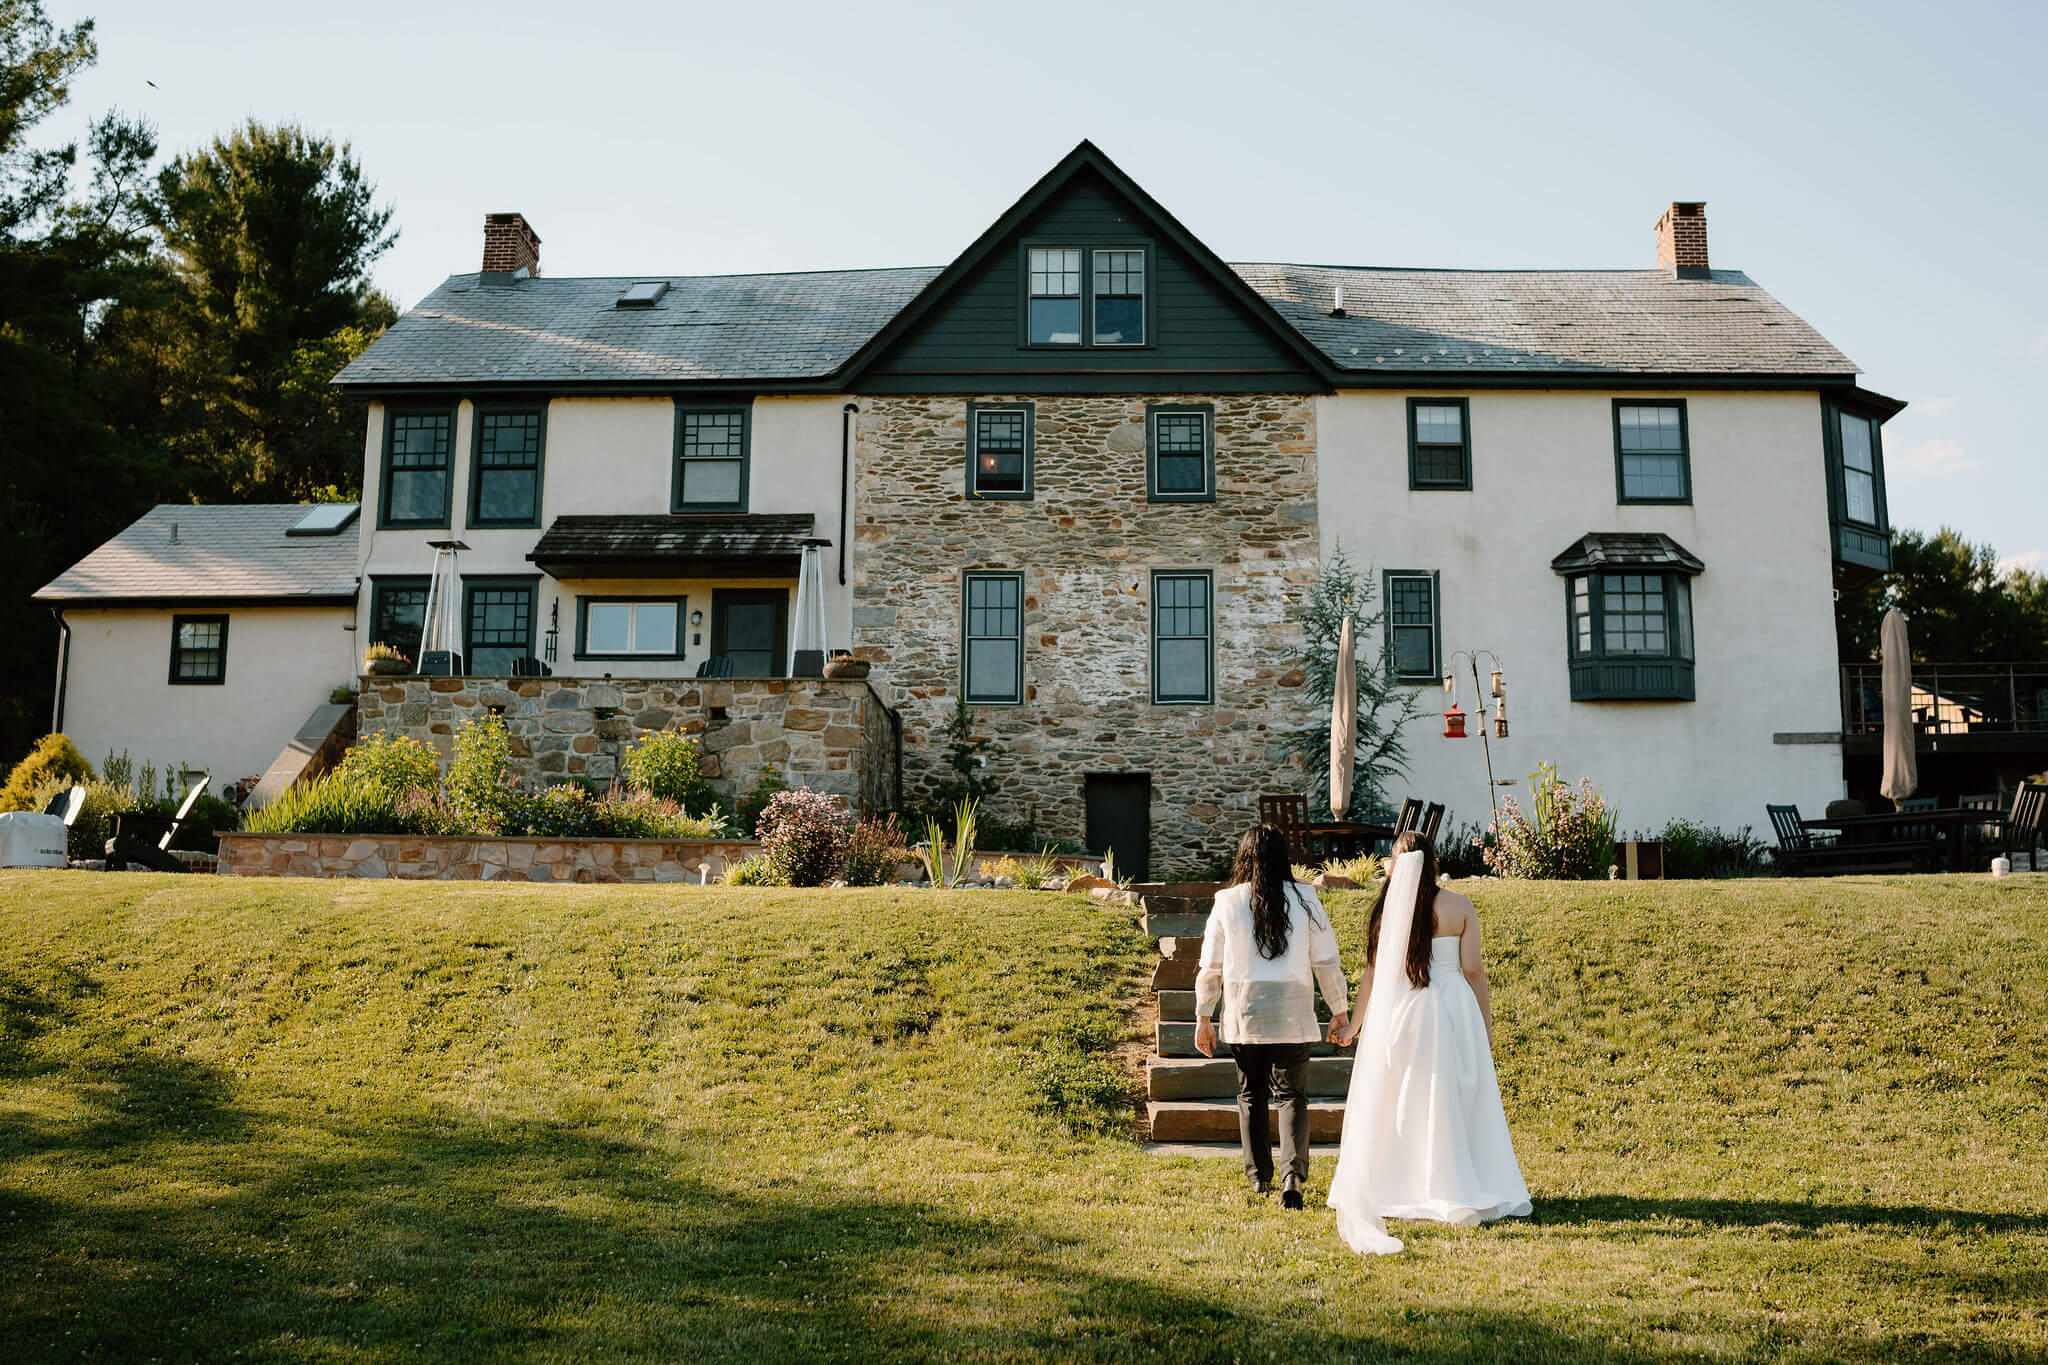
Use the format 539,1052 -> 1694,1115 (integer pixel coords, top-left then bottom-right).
1317,388 -> 1847,839
58,605 -> 358,788
358,395 -> 854,678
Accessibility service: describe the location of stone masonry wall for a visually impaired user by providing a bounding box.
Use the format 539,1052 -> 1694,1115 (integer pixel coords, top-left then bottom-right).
218,831 -> 757,883
851,394 -> 1319,873
354,675 -> 894,813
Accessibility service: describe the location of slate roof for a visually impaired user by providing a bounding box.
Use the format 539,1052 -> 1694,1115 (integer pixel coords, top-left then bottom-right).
527,514 -> 817,573
334,268 -> 942,388
337,261 -> 1860,389
35,505 -> 362,603
1550,532 -> 1707,576
1232,265 -> 1859,377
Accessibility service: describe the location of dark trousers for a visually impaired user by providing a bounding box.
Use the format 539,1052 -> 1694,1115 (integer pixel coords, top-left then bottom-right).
1231,1040 -> 1312,1188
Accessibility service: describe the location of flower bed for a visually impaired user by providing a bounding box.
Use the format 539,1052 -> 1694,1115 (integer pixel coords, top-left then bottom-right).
218,832 -> 758,883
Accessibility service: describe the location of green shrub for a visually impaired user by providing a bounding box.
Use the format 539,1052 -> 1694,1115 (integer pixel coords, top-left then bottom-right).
720,853 -> 777,886
734,766 -> 790,837
843,815 -> 909,886
622,730 -> 717,815
66,780 -> 130,860
1485,762 -> 1617,880
1,734 -> 92,812
597,791 -> 729,841
1657,819 -> 1772,879
516,783 -> 603,837
446,716 -> 516,832
336,731 -> 440,796
244,771 -> 408,836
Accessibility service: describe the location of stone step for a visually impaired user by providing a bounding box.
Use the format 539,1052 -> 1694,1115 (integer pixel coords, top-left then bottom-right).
1151,954 -> 1199,991
1148,1099 -> 1347,1144
1147,1055 -> 1352,1101
1155,991 -> 1340,1025
1155,1022 -> 1350,1058
1142,911 -> 1209,941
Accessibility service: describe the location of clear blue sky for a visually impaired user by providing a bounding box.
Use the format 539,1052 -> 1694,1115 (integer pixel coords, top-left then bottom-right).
52,0 -> 2047,569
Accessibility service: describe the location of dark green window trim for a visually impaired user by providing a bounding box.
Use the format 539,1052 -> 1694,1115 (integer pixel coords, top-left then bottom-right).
377,404 -> 457,530
466,401 -> 547,529
1016,239 -> 1156,350
960,571 -> 1025,705
1564,569 -> 1696,701
1612,398 -> 1692,505
367,576 -> 431,659
1823,402 -> 1890,535
460,575 -> 542,677
1383,570 -> 1442,684
168,613 -> 229,685
966,402 -> 1034,500
1150,570 -> 1214,705
1406,397 -> 1472,490
1146,404 -> 1215,502
574,594 -> 687,662
671,402 -> 751,513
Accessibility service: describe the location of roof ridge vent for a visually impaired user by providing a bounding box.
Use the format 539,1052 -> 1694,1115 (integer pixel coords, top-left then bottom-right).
616,280 -> 670,309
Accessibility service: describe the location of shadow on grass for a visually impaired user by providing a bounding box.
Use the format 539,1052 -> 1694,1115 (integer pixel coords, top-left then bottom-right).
1533,1195 -> 2048,1235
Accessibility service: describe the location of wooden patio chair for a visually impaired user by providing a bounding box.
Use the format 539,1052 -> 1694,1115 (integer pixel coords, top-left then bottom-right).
1767,801 -> 1927,876
1258,792 -> 1309,832
1392,798 -> 1423,837
695,656 -> 736,678
1420,802 -> 1446,842
2004,782 -> 2047,870
1896,795 -> 1938,841
105,774 -> 210,873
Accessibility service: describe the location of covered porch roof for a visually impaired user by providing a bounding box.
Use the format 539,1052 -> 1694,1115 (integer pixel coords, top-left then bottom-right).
526,514 -> 814,579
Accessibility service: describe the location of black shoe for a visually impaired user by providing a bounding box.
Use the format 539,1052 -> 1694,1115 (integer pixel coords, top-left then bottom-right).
1282,1186 -> 1305,1210
1252,1179 -> 1273,1195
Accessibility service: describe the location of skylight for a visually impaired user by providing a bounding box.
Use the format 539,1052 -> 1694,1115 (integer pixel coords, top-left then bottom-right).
616,280 -> 669,308
286,503 -> 361,537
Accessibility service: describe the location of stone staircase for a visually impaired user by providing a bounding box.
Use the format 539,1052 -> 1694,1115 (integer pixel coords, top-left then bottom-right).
1137,884 -> 1351,1143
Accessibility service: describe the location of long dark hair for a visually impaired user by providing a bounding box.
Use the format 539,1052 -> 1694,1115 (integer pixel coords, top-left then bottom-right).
1228,824 -> 1300,960
1367,830 -> 1439,989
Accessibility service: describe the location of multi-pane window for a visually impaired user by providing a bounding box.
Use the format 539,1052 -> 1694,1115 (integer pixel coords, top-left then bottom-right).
369,578 -> 430,659
673,407 -> 748,511
463,581 -> 536,676
1837,410 -> 1881,527
1567,572 -> 1694,662
1092,249 -> 1145,345
380,409 -> 454,527
1151,572 -> 1213,704
471,408 -> 544,526
962,573 -> 1024,704
1614,401 -> 1690,503
1384,572 -> 1440,683
169,614 -> 228,684
1408,399 -> 1471,489
1148,406 -> 1212,501
581,598 -> 681,658
968,404 -> 1032,498
1027,248 -> 1083,345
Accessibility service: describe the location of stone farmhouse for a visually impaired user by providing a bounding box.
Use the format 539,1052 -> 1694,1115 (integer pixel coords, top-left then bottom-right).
36,142 -> 1902,875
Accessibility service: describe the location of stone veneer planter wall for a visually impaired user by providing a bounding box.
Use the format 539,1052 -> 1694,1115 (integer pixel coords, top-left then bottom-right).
851,394 -> 1320,872
218,831 -> 760,883
353,675 -> 896,813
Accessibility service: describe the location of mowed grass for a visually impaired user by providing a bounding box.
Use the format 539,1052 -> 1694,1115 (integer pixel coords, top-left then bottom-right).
2,871 -> 2045,1363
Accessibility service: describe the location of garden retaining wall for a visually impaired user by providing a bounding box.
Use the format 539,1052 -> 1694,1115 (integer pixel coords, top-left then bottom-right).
218,832 -> 759,883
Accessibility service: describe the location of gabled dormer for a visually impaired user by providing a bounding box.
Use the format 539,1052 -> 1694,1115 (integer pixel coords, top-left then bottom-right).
847,142 -> 1334,395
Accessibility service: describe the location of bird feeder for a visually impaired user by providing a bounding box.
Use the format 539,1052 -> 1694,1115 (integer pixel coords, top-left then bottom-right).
1491,669 -> 1505,699
1443,702 -> 1468,739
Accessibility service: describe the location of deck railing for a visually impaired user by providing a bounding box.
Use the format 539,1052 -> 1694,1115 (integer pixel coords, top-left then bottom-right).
1840,662 -> 2048,736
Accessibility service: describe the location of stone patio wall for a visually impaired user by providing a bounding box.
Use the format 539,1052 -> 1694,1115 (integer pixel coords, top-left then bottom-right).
218,832 -> 758,883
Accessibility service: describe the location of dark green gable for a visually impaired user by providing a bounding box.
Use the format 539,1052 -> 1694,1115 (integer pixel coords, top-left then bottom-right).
851,149 -> 1328,396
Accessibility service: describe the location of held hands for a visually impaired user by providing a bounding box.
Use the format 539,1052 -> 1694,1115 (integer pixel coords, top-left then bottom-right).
1326,1012 -> 1356,1047
1194,1018 -> 1218,1057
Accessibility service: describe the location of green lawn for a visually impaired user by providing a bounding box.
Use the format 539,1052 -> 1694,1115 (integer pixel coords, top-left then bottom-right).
3,870 -> 2045,1363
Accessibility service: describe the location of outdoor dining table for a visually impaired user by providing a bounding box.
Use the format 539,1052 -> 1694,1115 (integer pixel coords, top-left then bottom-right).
1289,820 -> 1397,861
1801,808 -> 2001,874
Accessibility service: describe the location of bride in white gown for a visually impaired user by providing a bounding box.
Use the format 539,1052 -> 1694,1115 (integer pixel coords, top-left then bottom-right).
1326,831 -> 1531,1255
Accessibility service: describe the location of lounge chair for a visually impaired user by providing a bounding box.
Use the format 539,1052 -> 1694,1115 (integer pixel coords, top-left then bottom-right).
105,775 -> 210,873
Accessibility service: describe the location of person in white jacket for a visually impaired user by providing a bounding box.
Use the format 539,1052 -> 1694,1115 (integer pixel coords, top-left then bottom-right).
1194,824 -> 1351,1206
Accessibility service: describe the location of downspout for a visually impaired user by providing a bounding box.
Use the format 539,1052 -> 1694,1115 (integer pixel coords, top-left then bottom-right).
838,402 -> 858,587
49,608 -> 71,733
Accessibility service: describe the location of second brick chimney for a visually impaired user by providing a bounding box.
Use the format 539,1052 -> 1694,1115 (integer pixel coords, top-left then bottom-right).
1655,202 -> 1709,280
482,212 -> 542,279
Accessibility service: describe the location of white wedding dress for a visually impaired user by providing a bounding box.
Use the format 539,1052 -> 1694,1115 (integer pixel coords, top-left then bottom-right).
1326,851 -> 1531,1255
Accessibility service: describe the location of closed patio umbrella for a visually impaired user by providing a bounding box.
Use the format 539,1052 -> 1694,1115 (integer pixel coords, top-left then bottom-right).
1879,607 -> 1918,804
790,538 -> 831,677
1330,613 -> 1357,819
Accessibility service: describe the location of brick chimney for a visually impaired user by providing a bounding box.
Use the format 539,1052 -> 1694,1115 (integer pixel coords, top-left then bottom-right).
1655,202 -> 1709,280
481,212 -> 541,278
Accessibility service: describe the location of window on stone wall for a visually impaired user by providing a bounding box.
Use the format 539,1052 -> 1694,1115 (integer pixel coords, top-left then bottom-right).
968,403 -> 1032,498
1151,571 -> 1213,704
1147,405 -> 1213,501
962,572 -> 1024,704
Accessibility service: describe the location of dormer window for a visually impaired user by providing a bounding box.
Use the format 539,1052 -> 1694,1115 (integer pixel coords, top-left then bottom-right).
1023,244 -> 1149,347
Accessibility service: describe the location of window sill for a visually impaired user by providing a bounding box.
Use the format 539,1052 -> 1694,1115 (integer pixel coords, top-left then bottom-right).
1616,496 -> 1693,507
669,504 -> 748,516
967,491 -> 1034,502
1408,482 -> 1473,493
1146,493 -> 1216,504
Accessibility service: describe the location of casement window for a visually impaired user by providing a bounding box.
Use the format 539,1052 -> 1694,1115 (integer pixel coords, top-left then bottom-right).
967,403 -> 1033,499
672,404 -> 749,512
1023,244 -> 1148,347
961,572 -> 1024,704
577,597 -> 683,660
462,578 -> 538,676
1151,571 -> 1214,704
1408,398 -> 1472,490
469,405 -> 545,527
1383,571 -> 1441,683
1564,570 -> 1697,700
379,407 -> 455,528
168,614 -> 228,685
1147,405 -> 1214,502
1613,400 -> 1691,504
368,577 -> 430,657
1833,408 -> 1887,530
